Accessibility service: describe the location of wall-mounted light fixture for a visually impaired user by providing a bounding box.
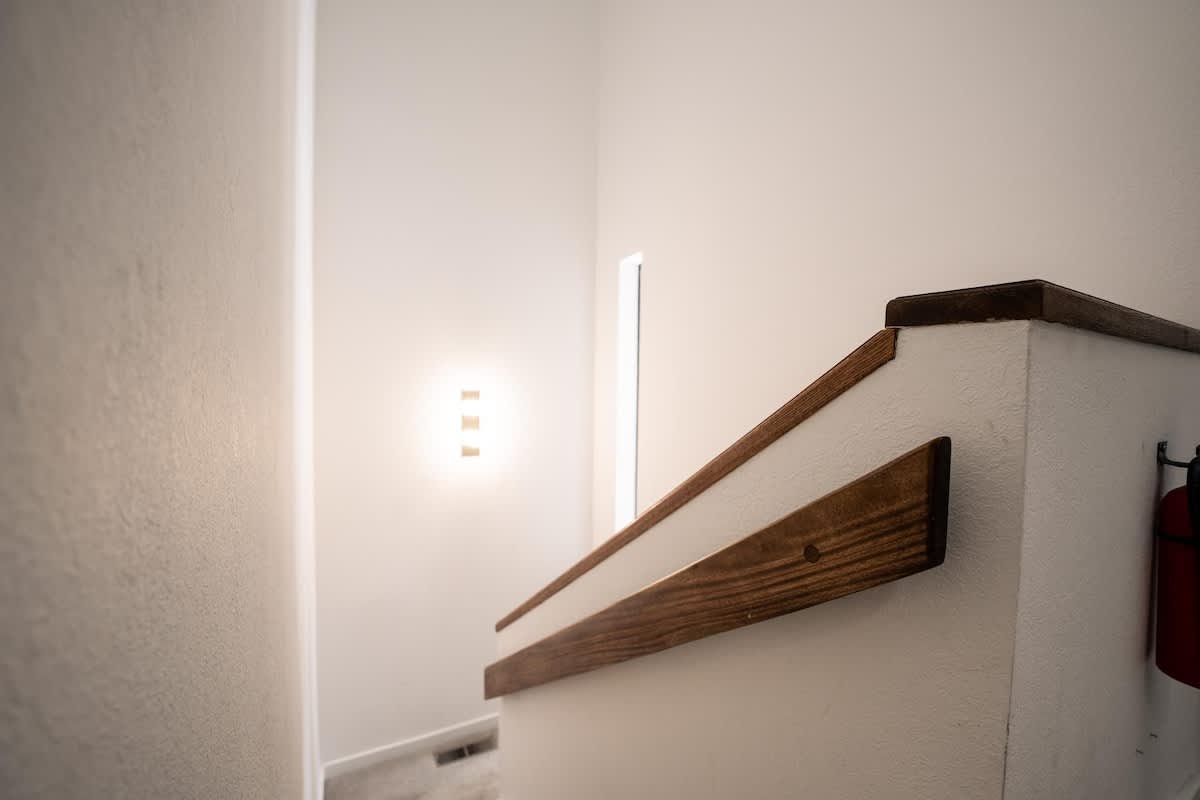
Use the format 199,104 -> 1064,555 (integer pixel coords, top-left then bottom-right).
460,389 -> 481,457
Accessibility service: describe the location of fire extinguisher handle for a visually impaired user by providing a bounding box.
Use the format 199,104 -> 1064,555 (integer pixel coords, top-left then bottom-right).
1189,456 -> 1200,539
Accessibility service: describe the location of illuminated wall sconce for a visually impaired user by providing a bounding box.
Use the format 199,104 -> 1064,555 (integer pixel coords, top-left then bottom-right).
460,389 -> 481,457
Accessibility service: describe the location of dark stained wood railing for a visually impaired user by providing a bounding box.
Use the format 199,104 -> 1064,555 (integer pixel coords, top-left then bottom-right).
495,280 -> 1200,637
886,279 -> 1200,354
485,438 -> 951,699
495,328 -> 899,632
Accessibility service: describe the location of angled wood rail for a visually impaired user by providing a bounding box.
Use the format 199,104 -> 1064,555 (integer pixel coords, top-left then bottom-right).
485,437 -> 951,699
496,279 -> 1200,636
886,279 -> 1200,354
495,328 -> 899,632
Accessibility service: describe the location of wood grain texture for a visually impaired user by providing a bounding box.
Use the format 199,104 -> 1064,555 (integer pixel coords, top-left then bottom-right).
885,279 -> 1200,354
485,437 -> 951,699
494,328 -> 899,632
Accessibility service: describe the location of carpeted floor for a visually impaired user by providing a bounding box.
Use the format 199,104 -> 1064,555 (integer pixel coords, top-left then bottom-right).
325,745 -> 500,800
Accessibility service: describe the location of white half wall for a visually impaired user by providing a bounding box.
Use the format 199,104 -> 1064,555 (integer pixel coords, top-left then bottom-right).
500,322 -> 1034,799
499,320 -> 1200,799
591,0 -> 1200,543
1006,323 -> 1200,799
314,0 -> 597,765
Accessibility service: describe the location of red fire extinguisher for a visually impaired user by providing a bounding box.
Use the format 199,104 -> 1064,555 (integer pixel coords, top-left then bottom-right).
1156,443 -> 1200,689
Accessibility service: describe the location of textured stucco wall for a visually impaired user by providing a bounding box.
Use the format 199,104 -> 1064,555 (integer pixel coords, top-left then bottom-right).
500,322 -> 1032,800
0,3 -> 303,798
1007,323 -> 1200,799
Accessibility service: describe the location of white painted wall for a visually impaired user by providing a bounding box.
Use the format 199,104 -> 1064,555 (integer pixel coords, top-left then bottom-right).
314,0 -> 597,766
0,2 -> 304,797
499,322 -> 1200,799
1007,324 -> 1200,800
591,0 -> 1200,543
500,322 -> 1034,799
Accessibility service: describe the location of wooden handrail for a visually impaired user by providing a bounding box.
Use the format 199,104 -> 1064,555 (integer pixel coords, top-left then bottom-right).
495,328 -> 899,631
496,280 -> 1200,635
485,438 -> 951,699
886,279 -> 1200,354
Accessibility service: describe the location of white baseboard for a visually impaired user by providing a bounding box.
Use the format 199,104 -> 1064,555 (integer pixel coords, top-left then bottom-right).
323,713 -> 499,780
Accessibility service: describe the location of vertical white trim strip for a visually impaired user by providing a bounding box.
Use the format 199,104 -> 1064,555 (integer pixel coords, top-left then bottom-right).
613,253 -> 642,531
293,0 -> 321,797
